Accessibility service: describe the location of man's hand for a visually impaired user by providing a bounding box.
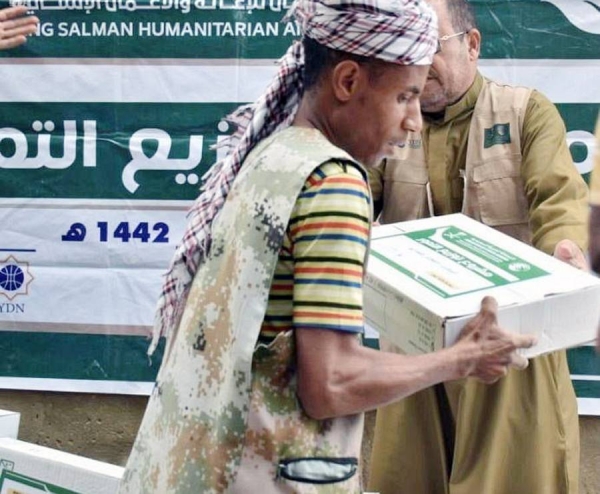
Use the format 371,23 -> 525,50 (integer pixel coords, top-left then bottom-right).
0,6 -> 38,51
455,297 -> 536,383
553,238 -> 588,270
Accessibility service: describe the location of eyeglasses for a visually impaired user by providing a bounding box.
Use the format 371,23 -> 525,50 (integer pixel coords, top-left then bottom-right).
435,31 -> 467,54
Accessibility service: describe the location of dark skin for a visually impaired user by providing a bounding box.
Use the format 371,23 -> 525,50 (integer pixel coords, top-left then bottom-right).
290,59 -> 536,420
294,61 -> 426,167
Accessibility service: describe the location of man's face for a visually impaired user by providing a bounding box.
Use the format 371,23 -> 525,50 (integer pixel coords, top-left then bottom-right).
421,0 -> 476,113
341,63 -> 429,167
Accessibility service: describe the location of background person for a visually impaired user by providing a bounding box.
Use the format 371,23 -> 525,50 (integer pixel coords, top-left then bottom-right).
589,116 -> 600,352
118,1 -> 535,492
368,1 -> 588,493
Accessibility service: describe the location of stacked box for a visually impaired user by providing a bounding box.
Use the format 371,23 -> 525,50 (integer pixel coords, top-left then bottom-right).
0,438 -> 123,494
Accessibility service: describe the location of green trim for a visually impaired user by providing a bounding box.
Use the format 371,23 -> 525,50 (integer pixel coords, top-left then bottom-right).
572,380 -> 600,399
0,102 -> 236,201
295,256 -> 363,266
290,211 -> 369,224
0,469 -> 80,494
0,331 -> 164,382
567,346 -> 600,375
296,301 -> 362,310
363,338 -> 379,350
1,1 -> 597,60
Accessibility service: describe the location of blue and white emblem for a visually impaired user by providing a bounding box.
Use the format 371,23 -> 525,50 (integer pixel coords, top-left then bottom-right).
0,256 -> 33,301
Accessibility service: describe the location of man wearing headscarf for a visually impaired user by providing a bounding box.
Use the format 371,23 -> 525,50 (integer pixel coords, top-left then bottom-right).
118,1 -> 535,492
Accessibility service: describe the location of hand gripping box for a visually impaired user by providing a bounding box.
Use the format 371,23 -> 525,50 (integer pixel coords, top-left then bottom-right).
364,214 -> 600,358
0,438 -> 123,494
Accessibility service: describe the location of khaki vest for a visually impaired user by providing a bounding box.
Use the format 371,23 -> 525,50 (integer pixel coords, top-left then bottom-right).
119,127 -> 367,494
378,79 -> 533,243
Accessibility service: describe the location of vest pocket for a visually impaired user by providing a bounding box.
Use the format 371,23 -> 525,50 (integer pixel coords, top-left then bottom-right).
277,457 -> 358,484
382,159 -> 429,222
471,159 -> 529,227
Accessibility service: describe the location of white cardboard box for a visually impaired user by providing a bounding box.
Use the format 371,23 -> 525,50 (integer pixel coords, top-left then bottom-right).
0,438 -> 123,494
0,411 -> 19,440
364,214 -> 600,358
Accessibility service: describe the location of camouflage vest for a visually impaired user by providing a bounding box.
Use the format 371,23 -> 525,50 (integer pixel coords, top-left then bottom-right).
379,79 -> 533,243
119,127 -> 367,494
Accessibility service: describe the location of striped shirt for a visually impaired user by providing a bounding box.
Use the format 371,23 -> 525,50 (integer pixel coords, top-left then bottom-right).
260,160 -> 370,339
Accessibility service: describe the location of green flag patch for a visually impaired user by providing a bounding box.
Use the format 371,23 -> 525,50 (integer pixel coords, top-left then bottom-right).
484,123 -> 511,148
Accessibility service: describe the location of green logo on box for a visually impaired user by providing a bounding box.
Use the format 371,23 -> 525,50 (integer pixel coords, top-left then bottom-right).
0,469 -> 80,494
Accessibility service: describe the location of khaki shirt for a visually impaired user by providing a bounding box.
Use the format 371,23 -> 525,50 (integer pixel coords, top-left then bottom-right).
370,72 -> 588,254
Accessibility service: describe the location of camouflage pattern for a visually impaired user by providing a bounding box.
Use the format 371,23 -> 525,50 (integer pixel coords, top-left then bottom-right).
376,79 -> 532,242
119,127 -> 367,493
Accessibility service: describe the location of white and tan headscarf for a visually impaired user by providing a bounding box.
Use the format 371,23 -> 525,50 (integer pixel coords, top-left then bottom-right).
151,0 -> 438,353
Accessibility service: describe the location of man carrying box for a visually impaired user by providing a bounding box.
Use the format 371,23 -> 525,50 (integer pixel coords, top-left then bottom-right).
368,1 -> 588,493
118,1 -> 535,492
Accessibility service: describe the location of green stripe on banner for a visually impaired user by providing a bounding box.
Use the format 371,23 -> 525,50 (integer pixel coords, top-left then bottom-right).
567,346 -> 600,376
0,332 -> 164,382
0,102 -> 237,200
1,102 -> 596,201
473,0 -> 600,60
0,0 -> 299,60
0,0 -> 598,60
572,380 -> 600,399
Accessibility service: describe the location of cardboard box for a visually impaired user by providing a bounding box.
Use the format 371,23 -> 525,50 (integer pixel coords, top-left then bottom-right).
0,412 -> 19,440
364,214 -> 600,358
0,438 -> 123,494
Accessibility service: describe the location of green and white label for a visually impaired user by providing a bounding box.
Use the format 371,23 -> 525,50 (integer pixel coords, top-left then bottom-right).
0,469 -> 78,494
371,226 -> 549,298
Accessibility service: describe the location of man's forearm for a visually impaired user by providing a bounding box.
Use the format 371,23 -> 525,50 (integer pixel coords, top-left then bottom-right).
295,303 -> 533,421
295,330 -> 467,420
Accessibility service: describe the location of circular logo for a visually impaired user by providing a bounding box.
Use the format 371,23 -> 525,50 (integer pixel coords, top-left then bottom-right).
508,262 -> 531,273
0,264 -> 25,292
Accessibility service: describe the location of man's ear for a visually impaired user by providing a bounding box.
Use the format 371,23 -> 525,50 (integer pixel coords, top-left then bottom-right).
466,28 -> 481,61
330,60 -> 364,102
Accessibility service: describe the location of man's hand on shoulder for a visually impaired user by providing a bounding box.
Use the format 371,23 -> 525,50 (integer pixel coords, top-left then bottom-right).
0,6 -> 38,51
553,238 -> 588,270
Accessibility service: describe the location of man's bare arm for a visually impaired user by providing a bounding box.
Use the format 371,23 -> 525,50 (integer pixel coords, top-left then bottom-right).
295,296 -> 534,420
